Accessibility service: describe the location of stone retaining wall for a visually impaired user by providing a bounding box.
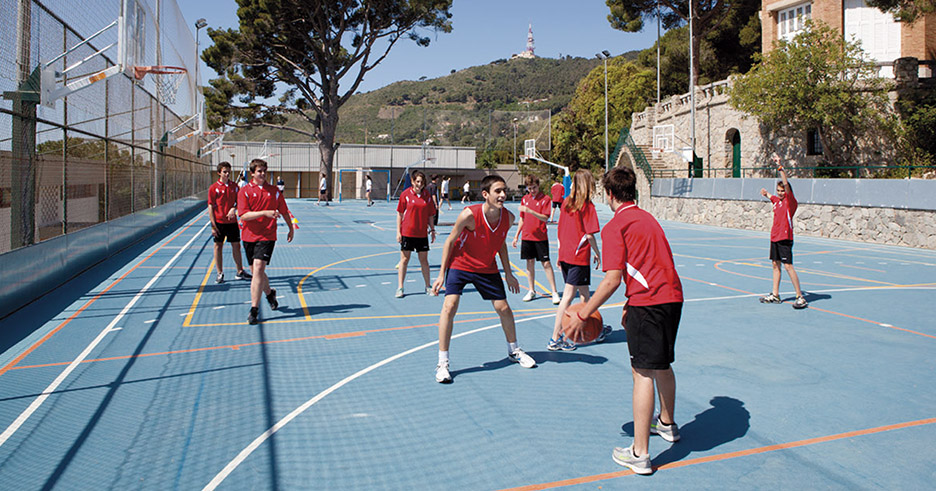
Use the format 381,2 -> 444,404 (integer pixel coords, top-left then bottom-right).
649,196 -> 936,249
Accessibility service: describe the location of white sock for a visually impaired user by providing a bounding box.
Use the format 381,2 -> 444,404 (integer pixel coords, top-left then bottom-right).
438,350 -> 449,364
508,342 -> 519,353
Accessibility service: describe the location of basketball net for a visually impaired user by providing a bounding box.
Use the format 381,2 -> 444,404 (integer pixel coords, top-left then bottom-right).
134,66 -> 187,105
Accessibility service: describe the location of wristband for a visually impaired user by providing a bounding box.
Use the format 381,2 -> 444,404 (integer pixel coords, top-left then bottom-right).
576,311 -> 586,321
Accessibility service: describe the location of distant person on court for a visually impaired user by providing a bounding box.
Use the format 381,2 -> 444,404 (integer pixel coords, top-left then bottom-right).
428,175 -> 440,225
566,166 -> 684,475
366,175 -> 374,206
276,176 -> 285,193
396,170 -> 437,298
238,158 -> 295,325
549,169 -> 604,351
319,173 -> 328,206
759,158 -> 807,309
431,174 -> 536,383
461,180 -> 471,203
549,180 -> 565,222
207,161 -> 250,284
511,174 -> 560,305
441,176 -> 452,210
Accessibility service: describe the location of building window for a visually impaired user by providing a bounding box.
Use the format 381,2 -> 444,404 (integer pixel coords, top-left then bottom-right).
779,3 -> 811,41
807,128 -> 823,155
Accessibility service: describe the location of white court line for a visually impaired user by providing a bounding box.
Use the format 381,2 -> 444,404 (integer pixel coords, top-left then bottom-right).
0,220 -> 210,449
203,311 -> 557,490
204,283 -> 936,488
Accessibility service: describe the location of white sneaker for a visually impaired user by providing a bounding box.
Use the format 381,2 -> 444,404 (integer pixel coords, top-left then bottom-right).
435,360 -> 452,383
426,287 -> 438,296
551,292 -> 561,305
508,348 -> 536,368
521,290 -> 536,302
215,272 -> 224,284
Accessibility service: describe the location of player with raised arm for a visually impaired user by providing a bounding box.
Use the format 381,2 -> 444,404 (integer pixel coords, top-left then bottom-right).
431,175 -> 536,383
760,157 -> 807,309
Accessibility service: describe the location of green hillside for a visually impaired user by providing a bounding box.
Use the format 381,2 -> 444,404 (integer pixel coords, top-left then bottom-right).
230,54 -> 638,147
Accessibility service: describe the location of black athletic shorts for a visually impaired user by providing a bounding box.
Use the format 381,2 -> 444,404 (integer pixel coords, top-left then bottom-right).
769,239 -> 794,264
213,222 -> 240,244
625,302 -> 682,370
520,240 -> 551,262
442,193 -> 449,199
552,201 -> 562,209
244,240 -> 276,265
559,261 -> 590,286
401,236 -> 430,252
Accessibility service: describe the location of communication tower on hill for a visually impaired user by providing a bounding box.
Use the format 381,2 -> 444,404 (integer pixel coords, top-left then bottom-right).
511,24 -> 536,60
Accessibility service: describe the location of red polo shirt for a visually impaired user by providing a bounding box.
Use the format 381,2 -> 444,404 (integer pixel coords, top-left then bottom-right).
397,187 -> 436,238
208,180 -> 239,224
550,182 -> 565,203
601,202 -> 683,306
237,181 -> 289,242
520,192 -> 551,241
557,199 -> 600,266
769,189 -> 797,242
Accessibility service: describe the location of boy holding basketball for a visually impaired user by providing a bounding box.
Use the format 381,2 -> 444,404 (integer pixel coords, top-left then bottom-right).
566,166 -> 683,475
760,158 -> 807,309
431,175 -> 536,383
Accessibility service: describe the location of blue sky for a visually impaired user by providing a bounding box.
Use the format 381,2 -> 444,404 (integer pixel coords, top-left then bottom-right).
179,0 -> 662,94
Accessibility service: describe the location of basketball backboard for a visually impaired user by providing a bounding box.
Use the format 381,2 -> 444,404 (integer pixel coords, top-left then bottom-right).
37,0 -> 146,108
524,139 -> 537,158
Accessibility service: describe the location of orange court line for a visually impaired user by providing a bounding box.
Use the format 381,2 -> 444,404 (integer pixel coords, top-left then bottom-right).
10,311 -> 550,371
839,263 -> 887,273
0,216 -> 203,378
502,417 -> 936,490
680,276 -> 935,340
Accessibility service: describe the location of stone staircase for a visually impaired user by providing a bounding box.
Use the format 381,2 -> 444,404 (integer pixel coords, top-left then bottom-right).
633,144 -> 674,176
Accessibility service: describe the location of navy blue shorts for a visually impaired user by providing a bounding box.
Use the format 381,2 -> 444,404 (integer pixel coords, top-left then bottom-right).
559,261 -> 590,286
444,268 -> 506,300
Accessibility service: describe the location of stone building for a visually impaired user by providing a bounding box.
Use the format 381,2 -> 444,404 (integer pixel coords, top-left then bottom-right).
628,1 -> 935,178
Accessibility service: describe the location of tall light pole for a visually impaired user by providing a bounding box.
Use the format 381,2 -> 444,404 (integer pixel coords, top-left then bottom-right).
194,18 -> 207,113
596,50 -> 611,171
689,2 -> 696,177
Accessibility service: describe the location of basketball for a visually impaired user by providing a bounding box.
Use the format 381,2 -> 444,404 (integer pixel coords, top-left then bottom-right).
562,303 -> 603,344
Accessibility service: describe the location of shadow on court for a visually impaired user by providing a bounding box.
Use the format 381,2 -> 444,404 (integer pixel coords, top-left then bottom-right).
0,212 -> 203,358
619,396 -> 750,465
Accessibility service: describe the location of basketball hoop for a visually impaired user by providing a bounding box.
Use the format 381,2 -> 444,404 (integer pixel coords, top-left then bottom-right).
519,155 -> 528,163
134,65 -> 187,104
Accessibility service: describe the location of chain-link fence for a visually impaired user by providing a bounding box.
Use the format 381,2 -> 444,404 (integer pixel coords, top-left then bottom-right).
0,0 -> 210,254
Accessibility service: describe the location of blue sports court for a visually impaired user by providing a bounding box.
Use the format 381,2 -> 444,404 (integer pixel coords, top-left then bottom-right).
1,200 -> 934,489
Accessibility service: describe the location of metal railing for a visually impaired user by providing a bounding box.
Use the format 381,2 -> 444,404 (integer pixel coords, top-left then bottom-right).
651,164 -> 936,180
613,127 -> 653,185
